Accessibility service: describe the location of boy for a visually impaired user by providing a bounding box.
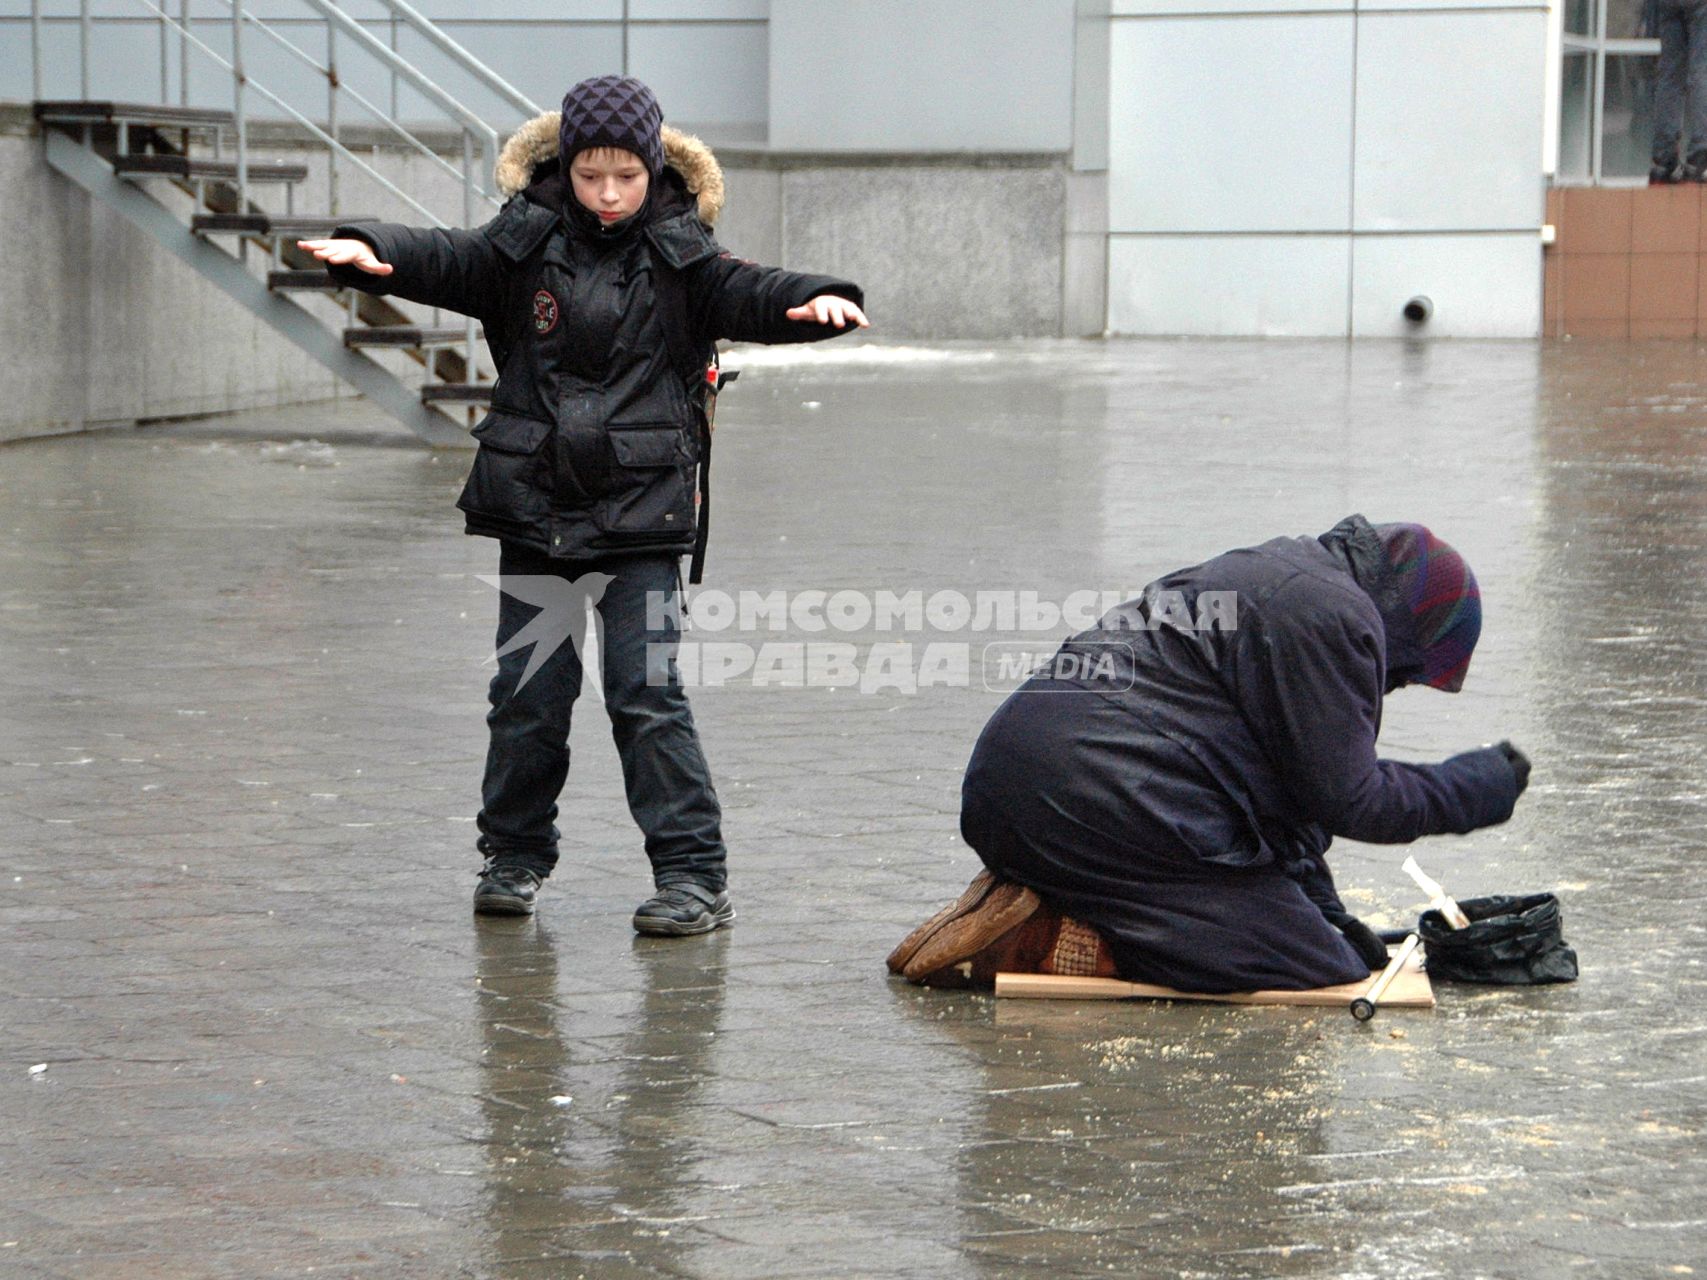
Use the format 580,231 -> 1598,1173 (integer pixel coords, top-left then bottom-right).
301,75 -> 867,932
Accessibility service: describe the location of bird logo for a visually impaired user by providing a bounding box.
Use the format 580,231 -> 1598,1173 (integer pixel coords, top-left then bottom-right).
478,571 -> 616,693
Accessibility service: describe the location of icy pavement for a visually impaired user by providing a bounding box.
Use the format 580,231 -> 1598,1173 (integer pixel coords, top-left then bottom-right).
0,339 -> 1703,1278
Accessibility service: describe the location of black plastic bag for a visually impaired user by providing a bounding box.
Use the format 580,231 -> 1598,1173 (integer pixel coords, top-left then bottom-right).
1418,893 -> 1579,985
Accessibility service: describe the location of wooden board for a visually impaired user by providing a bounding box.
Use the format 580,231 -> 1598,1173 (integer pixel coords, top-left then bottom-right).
994,946 -> 1434,1009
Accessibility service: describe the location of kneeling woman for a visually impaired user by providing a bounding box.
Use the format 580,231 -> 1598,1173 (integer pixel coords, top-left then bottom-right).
889,516 -> 1530,992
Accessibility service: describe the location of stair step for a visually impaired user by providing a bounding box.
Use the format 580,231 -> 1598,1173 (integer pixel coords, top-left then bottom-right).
346,326 -> 478,349
192,213 -> 379,238
191,213 -> 271,235
34,100 -> 234,130
112,154 -> 309,184
267,269 -> 340,292
269,215 -> 378,239
422,384 -> 495,405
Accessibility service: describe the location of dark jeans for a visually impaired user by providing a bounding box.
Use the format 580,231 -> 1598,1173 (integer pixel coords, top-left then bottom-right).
475,543 -> 725,889
1654,0 -> 1707,164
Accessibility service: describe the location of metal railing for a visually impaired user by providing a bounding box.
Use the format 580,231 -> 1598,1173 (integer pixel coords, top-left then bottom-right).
29,0 -> 544,392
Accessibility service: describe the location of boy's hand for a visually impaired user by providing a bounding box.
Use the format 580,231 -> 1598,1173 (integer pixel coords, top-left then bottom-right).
786,295 -> 869,329
297,238 -> 393,276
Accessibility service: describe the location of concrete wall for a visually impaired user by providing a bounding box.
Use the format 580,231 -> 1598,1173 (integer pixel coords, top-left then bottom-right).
715,154 -> 1074,341
1100,0 -> 1551,337
0,119 -> 337,445
0,109 -> 524,446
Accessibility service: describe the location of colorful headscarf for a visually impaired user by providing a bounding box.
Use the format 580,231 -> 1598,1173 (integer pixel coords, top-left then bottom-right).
1372,523 -> 1481,692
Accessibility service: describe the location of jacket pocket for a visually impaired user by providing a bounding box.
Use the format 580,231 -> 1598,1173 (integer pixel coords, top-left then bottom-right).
594,425 -> 693,543
457,409 -> 553,530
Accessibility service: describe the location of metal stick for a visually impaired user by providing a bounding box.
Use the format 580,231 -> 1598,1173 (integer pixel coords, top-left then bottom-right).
1350,934 -> 1422,1022
382,0 -> 541,117
327,3 -> 339,217
180,0 -> 190,106
232,0 -> 248,213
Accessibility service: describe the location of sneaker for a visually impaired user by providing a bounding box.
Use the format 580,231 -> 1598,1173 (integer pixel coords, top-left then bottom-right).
1651,159 -> 1683,184
474,861 -> 542,916
1686,153 -> 1707,182
632,884 -> 735,936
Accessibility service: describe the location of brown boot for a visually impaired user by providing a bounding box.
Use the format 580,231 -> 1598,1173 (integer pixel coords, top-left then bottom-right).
886,869 -> 1042,984
910,909 -> 1119,990
1040,915 -> 1120,978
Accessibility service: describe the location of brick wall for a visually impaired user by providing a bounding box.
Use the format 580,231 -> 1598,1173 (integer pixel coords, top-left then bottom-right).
1544,186 -> 1707,338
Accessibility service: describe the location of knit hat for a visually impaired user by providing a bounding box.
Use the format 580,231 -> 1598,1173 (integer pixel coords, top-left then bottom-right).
1372,523 -> 1482,692
558,75 -> 665,177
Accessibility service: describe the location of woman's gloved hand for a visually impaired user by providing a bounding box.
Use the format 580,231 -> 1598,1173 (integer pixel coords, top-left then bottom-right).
1323,907 -> 1392,971
1496,740 -> 1531,796
1339,917 -> 1391,971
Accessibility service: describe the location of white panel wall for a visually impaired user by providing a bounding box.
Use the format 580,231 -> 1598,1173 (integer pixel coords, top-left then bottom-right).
1353,10 -> 1547,231
1110,0 -> 1348,15
766,0 -> 1075,152
1350,235 -> 1543,337
1109,236 -> 1351,336
1108,15 -> 1354,233
1104,1 -> 1549,337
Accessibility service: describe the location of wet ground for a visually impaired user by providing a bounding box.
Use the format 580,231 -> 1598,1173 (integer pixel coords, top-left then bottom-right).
1,338 -> 1704,1278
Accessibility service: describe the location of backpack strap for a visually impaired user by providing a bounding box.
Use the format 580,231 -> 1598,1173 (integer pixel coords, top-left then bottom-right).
687,361 -> 716,586
644,212 -> 719,383
645,213 -> 722,583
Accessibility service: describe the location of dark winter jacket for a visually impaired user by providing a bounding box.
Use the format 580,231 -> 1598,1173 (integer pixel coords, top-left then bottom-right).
329,114 -> 863,562
960,515 -> 1521,992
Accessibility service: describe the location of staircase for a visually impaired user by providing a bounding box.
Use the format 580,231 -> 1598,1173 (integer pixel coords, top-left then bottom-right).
29,2 -> 543,448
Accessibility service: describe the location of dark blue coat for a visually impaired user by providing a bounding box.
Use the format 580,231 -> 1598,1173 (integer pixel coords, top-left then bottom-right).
960,516 -> 1520,992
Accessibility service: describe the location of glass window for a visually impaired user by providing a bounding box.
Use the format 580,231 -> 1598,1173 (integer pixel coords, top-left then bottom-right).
1559,52 -> 1594,181
1557,6 -> 1663,182
1607,0 -> 1648,37
1601,53 -> 1658,179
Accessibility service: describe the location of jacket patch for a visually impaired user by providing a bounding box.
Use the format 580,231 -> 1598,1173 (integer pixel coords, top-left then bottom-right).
533,289 -> 560,335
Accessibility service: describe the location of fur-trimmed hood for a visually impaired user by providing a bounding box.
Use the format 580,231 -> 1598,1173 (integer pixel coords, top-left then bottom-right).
494,111 -> 725,227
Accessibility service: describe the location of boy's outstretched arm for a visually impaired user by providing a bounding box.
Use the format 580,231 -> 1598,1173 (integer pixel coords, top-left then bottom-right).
299,219 -> 504,326
689,253 -> 867,344
784,294 -> 869,330
300,238 -> 392,275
